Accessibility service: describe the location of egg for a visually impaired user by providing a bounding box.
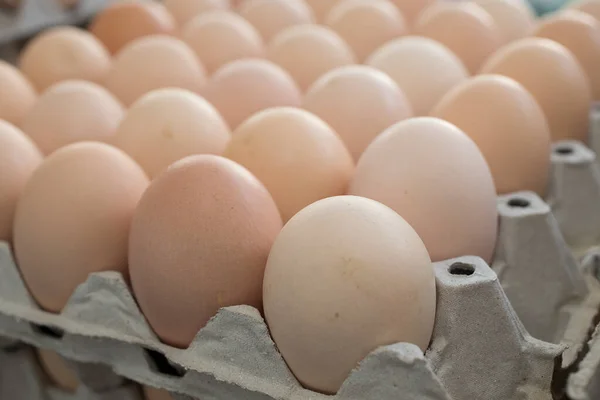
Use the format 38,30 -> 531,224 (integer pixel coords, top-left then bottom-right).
105,35 -> 207,106
144,387 -> 173,400
325,0 -> 407,62
533,10 -> 600,101
304,0 -> 341,22
267,25 -> 356,91
89,1 -> 176,55
350,117 -> 498,262
224,107 -> 353,222
366,36 -> 469,116
0,60 -> 36,125
181,10 -> 264,75
414,2 -> 503,74
263,195 -> 436,394
129,155 -> 282,348
570,0 -> 600,21
388,0 -> 436,27
431,75 -> 551,195
473,0 -> 535,43
0,121 -> 42,242
202,59 -> 302,129
480,38 -> 591,143
21,80 -> 124,155
163,0 -> 230,26
37,349 -> 79,392
19,26 -> 111,92
303,65 -> 413,161
237,0 -> 315,42
13,142 -> 149,312
113,88 -> 231,179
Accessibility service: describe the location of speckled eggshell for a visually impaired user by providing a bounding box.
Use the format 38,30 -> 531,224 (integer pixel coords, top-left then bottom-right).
480,38 -> 592,143
224,107 -> 354,222
129,155 -> 282,348
21,80 -> 124,155
0,61 -> 36,125
303,65 -> 413,161
473,0 -> 535,43
263,195 -> 436,394
0,121 -> 42,242
237,0 -> 315,42
113,88 -> 231,178
163,0 -> 230,26
350,117 -> 498,262
13,142 -> 149,313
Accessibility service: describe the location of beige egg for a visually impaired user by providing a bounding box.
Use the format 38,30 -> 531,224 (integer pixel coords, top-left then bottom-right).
350,117 -> 498,262
237,0 -> 315,42
129,155 -> 282,348
304,0 -> 341,22
163,0 -> 230,25
0,121 -> 42,242
105,35 -> 207,107
325,0 -> 407,62
480,38 -> 591,143
181,10 -> 264,75
37,349 -> 79,392
143,386 -> 174,400
414,2 -> 503,74
263,195 -> 436,394
366,36 -> 469,116
388,0 -> 436,26
533,10 -> 600,101
570,0 -> 600,22
473,0 -> 535,42
0,61 -> 36,125
13,142 -> 149,312
202,59 -> 302,129
21,80 -> 124,155
113,88 -> 231,179
303,65 -> 413,161
267,25 -> 356,91
431,75 -> 551,195
19,26 -> 111,92
224,107 -> 354,222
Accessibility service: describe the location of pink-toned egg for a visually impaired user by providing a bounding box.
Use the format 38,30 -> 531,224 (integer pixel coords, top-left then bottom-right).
473,0 -> 535,43
267,25 -> 356,91
129,155 -> 282,348
0,60 -> 36,125
181,10 -> 264,75
163,0 -> 230,26
304,0 -> 342,22
21,80 -> 124,155
202,59 -> 302,129
238,0 -> 315,42
105,35 -> 207,107
388,0 -> 436,27
570,0 -> 600,22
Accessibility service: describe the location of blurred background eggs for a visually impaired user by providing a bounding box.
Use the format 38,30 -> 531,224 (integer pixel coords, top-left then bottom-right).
163,0 -> 230,26
473,0 -> 535,42
0,60 -> 36,125
237,0 -> 315,42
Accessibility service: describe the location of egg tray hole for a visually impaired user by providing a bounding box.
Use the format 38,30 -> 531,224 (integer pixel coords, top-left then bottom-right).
143,348 -> 187,378
448,262 -> 475,276
507,198 -> 531,209
30,323 -> 65,340
555,146 -> 574,156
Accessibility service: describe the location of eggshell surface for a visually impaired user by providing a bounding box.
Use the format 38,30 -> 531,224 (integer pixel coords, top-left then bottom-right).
350,117 -> 498,262
143,387 -> 174,400
224,107 -> 354,222
0,61 -> 36,125
366,36 -> 469,116
13,142 -> 149,313
298,0 -> 336,22
388,0 -> 436,26
113,88 -> 231,179
570,0 -> 600,22
303,65 -> 413,161
37,349 -> 79,392
164,0 -> 230,25
480,38 -> 591,143
129,155 -> 282,348
473,0 -> 535,42
21,80 -> 124,155
237,0 -> 314,42
263,195 -> 436,394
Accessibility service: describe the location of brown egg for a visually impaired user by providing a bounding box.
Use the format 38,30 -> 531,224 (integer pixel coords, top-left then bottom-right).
304,0 -> 342,22
0,61 -> 36,125
89,1 -> 176,55
414,2 -> 503,74
105,35 -> 207,106
13,142 -> 149,312
224,107 -> 354,222
533,10 -> 600,101
570,0 -> 600,22
263,195 -> 436,394
21,80 -> 124,155
113,88 -> 231,179
480,38 -> 591,143
431,75 -> 551,195
388,0 -> 436,27
37,349 -> 79,392
303,65 -> 413,161
325,0 -> 407,62
350,117 -> 498,262
181,10 -> 264,75
143,387 -> 173,400
473,0 -> 535,42
19,26 -> 111,92
237,0 -> 315,42
202,59 -> 302,129
366,36 -> 469,116
0,121 -> 42,242
129,155 -> 282,348
163,0 -> 230,26
267,25 -> 356,91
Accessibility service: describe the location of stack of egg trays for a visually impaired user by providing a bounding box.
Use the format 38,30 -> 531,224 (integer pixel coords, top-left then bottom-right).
3,116 -> 600,400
